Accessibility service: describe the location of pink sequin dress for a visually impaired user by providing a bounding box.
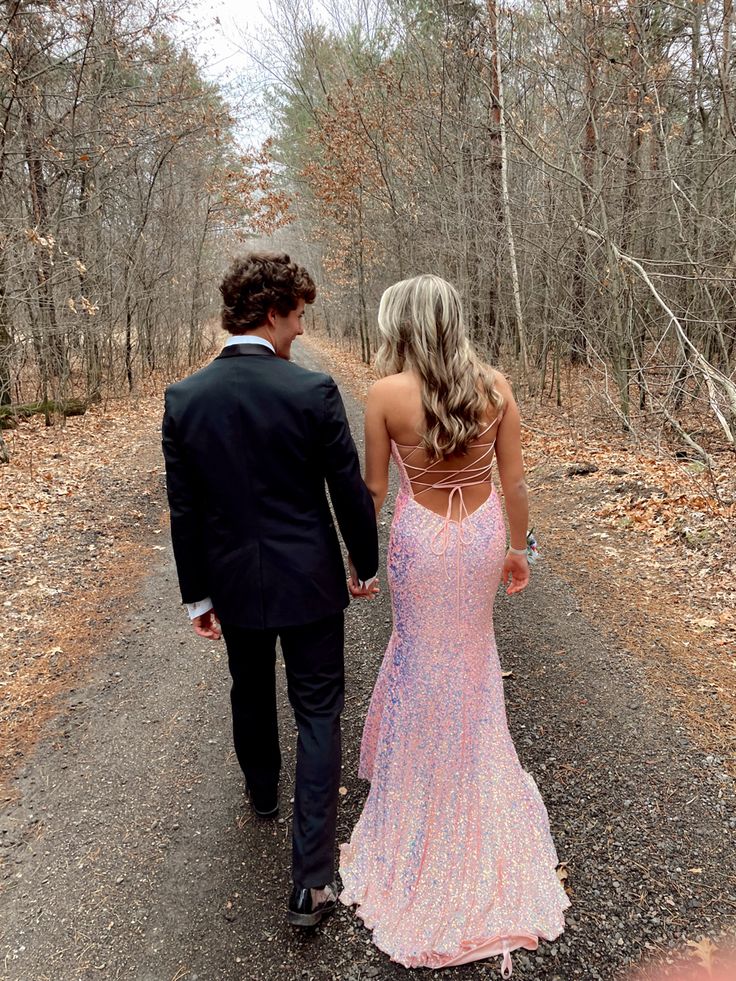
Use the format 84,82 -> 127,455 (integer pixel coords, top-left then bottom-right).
339,421 -> 570,975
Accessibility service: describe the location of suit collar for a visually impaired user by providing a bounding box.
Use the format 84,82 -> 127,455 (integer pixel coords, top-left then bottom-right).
216,344 -> 277,360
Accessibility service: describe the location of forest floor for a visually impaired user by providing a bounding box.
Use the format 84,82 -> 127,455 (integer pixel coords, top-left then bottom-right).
0,387 -> 170,786
0,338 -> 734,981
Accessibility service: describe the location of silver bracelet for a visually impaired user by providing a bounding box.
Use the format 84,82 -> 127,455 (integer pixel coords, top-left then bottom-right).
507,546 -> 528,556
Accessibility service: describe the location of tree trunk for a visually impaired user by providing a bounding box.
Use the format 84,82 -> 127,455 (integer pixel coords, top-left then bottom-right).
0,398 -> 87,426
188,204 -> 212,367
572,12 -> 600,364
23,110 -> 67,389
721,0 -> 734,137
125,294 -> 134,392
486,0 -> 529,378
0,280 -> 12,407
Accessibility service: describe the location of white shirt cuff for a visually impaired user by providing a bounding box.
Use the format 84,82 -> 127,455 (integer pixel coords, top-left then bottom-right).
358,576 -> 377,589
187,598 -> 213,619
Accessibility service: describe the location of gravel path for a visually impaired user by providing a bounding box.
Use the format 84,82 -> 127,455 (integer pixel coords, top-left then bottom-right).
1,341 -> 734,981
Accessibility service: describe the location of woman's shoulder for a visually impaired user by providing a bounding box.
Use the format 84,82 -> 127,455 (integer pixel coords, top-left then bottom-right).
479,363 -> 512,401
477,359 -> 506,384
368,372 -> 419,402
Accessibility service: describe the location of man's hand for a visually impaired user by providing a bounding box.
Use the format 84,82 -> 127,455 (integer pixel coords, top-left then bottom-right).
192,609 -> 222,640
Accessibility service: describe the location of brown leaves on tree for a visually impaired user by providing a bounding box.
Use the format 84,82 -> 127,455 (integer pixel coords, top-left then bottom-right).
299,67 -> 420,288
216,140 -> 293,239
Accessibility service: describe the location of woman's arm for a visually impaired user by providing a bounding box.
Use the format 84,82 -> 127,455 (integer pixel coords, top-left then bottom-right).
364,381 -> 392,514
495,383 -> 528,549
494,375 -> 530,594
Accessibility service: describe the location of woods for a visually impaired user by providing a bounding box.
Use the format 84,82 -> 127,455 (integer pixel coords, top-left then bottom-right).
2,0 -> 735,463
261,0 -> 736,457
0,0 -> 284,452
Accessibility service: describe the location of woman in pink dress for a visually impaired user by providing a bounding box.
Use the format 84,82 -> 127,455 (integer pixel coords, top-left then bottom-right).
339,275 -> 569,976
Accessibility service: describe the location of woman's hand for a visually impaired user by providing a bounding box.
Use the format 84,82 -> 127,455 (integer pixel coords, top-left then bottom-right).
348,556 -> 380,599
502,552 -> 529,595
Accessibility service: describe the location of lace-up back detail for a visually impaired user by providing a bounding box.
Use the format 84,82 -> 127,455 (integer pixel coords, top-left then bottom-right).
392,416 -> 502,523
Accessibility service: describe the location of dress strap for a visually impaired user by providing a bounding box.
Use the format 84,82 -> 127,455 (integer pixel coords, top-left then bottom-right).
392,414 -> 501,451
407,440 -> 497,496
501,945 -> 513,978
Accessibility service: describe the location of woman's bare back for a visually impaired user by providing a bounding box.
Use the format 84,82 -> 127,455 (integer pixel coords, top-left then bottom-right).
379,371 -> 502,521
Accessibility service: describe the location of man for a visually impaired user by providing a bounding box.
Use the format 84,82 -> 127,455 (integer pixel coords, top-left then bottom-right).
162,252 -> 378,926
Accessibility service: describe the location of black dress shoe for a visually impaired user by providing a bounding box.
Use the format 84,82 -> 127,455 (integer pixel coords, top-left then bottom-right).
253,801 -> 279,819
286,882 -> 338,927
245,784 -> 278,819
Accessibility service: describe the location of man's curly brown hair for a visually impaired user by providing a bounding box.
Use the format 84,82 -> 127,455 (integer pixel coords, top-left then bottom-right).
219,252 -> 317,334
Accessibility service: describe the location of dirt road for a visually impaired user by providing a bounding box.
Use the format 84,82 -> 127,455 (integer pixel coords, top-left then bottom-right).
1,342 -> 734,981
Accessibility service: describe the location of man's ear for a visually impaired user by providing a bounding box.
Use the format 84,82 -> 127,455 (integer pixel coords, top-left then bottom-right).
266,308 -> 278,328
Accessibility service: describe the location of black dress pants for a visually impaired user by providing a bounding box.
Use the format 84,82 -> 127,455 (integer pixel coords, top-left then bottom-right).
221,612 -> 344,888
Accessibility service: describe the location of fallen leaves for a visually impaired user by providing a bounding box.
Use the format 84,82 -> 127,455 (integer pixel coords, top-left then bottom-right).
0,390 -> 169,785
692,617 -> 718,631
556,863 -> 573,898
686,937 -> 718,972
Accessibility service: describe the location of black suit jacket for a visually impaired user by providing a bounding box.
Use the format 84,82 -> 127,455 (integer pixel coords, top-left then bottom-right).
162,344 -> 378,629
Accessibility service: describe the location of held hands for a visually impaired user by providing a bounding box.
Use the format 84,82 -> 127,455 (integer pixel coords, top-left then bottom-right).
502,551 -> 529,596
348,576 -> 380,599
348,557 -> 380,600
192,608 -> 222,640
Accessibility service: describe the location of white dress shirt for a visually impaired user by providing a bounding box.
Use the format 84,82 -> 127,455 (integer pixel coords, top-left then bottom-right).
185,333 -> 375,620
224,333 -> 275,353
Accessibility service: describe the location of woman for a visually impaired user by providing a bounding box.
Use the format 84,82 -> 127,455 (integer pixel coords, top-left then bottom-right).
339,275 -> 569,975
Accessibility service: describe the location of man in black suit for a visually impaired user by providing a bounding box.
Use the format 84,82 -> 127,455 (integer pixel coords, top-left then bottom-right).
162,252 -> 378,926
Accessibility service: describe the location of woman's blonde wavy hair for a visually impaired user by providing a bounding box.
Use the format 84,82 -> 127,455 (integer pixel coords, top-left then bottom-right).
374,274 -> 503,460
